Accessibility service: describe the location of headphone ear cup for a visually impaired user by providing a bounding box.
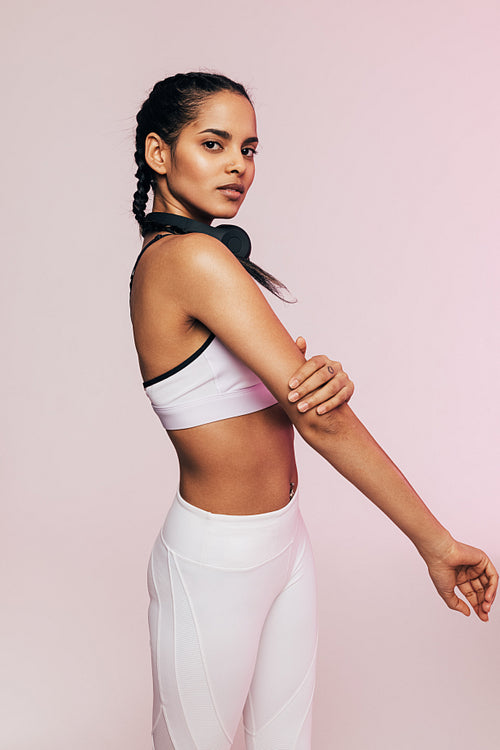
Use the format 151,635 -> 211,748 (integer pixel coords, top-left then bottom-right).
214,225 -> 252,260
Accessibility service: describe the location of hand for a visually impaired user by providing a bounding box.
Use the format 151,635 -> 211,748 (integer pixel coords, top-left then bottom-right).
425,539 -> 498,622
288,336 -> 354,415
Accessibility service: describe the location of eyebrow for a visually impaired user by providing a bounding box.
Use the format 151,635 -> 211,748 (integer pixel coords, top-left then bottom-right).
197,128 -> 259,145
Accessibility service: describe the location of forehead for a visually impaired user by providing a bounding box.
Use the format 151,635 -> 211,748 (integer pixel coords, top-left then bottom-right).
188,91 -> 257,136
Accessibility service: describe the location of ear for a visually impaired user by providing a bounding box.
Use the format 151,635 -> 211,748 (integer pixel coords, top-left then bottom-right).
144,132 -> 170,175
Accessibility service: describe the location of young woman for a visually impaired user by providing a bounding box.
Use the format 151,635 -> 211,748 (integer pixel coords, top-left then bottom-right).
129,72 -> 497,750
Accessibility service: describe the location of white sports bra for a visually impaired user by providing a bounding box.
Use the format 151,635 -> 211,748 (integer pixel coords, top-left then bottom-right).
131,234 -> 278,431
143,333 -> 278,430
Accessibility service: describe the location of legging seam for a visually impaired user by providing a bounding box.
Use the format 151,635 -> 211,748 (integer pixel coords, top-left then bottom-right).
171,550 -> 234,745
151,707 -> 162,733
246,690 -> 256,738
159,528 -> 294,571
243,631 -> 318,738
282,537 -> 308,594
291,674 -> 316,750
150,551 -> 182,746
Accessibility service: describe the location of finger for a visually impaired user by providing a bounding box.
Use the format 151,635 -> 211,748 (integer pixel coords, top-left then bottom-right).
457,578 -> 481,612
457,580 -> 490,621
343,380 -> 354,403
487,582 -> 497,605
288,370 -> 350,411
481,565 -> 498,615
470,575 -> 486,604
317,382 -> 355,411
289,367 -> 342,403
478,574 -> 491,609
296,371 -> 350,405
463,558 -> 499,609
471,575 -> 495,620
297,390 -> 348,416
295,336 -> 307,355
440,589 -> 471,617
483,560 -> 499,603
455,548 -> 492,577
288,355 -> 331,390
316,385 -> 355,414
479,573 -> 490,588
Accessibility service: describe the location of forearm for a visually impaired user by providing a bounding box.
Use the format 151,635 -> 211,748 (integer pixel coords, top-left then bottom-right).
299,405 -> 453,561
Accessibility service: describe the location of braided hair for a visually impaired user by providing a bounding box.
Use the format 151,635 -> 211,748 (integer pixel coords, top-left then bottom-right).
132,72 -> 291,300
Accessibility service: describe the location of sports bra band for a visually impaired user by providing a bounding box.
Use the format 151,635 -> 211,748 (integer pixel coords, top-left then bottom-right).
143,333 -> 216,388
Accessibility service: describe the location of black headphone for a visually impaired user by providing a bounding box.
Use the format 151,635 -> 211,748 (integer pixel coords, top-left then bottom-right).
143,212 -> 252,260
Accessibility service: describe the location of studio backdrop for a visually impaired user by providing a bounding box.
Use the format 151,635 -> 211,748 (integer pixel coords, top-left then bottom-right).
2,1 -> 499,748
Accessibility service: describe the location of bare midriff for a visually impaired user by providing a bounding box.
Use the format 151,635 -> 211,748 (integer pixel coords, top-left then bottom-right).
167,403 -> 297,515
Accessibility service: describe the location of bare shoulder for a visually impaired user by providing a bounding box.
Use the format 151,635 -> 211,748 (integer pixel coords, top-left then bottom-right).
134,232 -> 252,315
135,231 -> 242,293
166,231 -> 243,277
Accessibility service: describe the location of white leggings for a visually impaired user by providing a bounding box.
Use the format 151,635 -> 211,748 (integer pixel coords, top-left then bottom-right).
147,488 -> 318,750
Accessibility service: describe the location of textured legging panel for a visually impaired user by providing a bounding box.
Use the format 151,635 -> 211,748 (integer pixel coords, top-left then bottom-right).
147,489 -> 318,750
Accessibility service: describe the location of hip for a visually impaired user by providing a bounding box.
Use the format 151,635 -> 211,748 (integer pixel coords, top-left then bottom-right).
154,486 -> 305,570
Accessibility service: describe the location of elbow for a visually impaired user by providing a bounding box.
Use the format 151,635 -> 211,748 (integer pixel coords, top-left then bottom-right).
295,402 -> 353,442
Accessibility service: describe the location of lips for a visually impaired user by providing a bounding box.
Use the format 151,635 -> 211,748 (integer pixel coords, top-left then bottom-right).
217,183 -> 244,193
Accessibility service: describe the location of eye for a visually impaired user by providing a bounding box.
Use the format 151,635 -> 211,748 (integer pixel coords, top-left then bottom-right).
203,140 -> 222,151
242,147 -> 258,158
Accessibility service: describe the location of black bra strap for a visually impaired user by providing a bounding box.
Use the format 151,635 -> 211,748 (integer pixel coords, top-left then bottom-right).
143,332 -> 216,387
129,233 -> 172,293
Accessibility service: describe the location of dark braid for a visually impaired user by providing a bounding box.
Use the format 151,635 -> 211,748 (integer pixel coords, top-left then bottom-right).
132,151 -> 152,228
132,71 -> 292,301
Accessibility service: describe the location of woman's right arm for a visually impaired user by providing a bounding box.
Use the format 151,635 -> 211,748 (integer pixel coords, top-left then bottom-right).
148,233 -> 497,620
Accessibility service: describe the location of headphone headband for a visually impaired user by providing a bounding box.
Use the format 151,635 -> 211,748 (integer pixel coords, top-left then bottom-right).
144,212 -> 251,260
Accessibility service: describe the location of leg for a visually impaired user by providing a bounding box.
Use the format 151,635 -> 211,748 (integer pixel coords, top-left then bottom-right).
148,529 -> 294,749
243,514 -> 318,750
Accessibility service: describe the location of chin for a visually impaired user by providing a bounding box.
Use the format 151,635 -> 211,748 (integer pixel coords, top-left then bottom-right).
218,208 -> 240,221
215,203 -> 242,221
190,199 -> 242,224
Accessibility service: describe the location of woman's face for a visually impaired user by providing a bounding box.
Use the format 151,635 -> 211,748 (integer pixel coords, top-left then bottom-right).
149,91 -> 258,224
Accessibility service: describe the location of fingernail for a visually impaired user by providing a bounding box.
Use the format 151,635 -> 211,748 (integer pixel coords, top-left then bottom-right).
288,391 -> 299,402
289,378 -> 299,388
298,402 -> 308,412
317,406 -> 326,415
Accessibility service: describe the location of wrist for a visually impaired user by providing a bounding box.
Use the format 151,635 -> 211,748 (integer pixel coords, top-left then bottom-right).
416,529 -> 455,565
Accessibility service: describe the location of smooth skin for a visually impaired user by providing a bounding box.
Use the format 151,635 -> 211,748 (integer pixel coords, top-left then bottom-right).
130,90 -> 497,621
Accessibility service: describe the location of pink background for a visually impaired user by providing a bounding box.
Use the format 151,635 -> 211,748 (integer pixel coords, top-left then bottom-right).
2,1 -> 499,748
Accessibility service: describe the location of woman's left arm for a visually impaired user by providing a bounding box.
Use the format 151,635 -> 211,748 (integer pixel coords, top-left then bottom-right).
166,235 -> 498,621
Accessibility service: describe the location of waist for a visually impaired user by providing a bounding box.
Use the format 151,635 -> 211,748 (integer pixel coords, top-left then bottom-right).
160,487 -> 301,568
168,404 -> 297,513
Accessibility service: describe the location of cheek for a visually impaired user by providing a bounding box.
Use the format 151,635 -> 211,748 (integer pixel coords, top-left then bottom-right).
247,163 -> 256,186
173,152 -> 211,186
186,152 -> 215,181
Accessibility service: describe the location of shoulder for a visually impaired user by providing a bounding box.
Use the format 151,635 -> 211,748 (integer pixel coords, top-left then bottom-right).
138,231 -> 249,295
141,231 -> 239,271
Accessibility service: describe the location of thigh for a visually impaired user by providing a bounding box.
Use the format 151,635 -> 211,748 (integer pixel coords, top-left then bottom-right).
243,514 -> 318,750
148,534 -> 289,750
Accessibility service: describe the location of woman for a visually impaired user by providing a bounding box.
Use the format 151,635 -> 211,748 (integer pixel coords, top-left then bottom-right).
129,72 -> 497,750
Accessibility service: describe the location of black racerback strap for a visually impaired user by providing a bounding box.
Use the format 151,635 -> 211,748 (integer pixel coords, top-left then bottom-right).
129,233 -> 171,294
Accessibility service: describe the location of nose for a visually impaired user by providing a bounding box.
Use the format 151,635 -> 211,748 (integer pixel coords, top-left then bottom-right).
225,147 -> 245,174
